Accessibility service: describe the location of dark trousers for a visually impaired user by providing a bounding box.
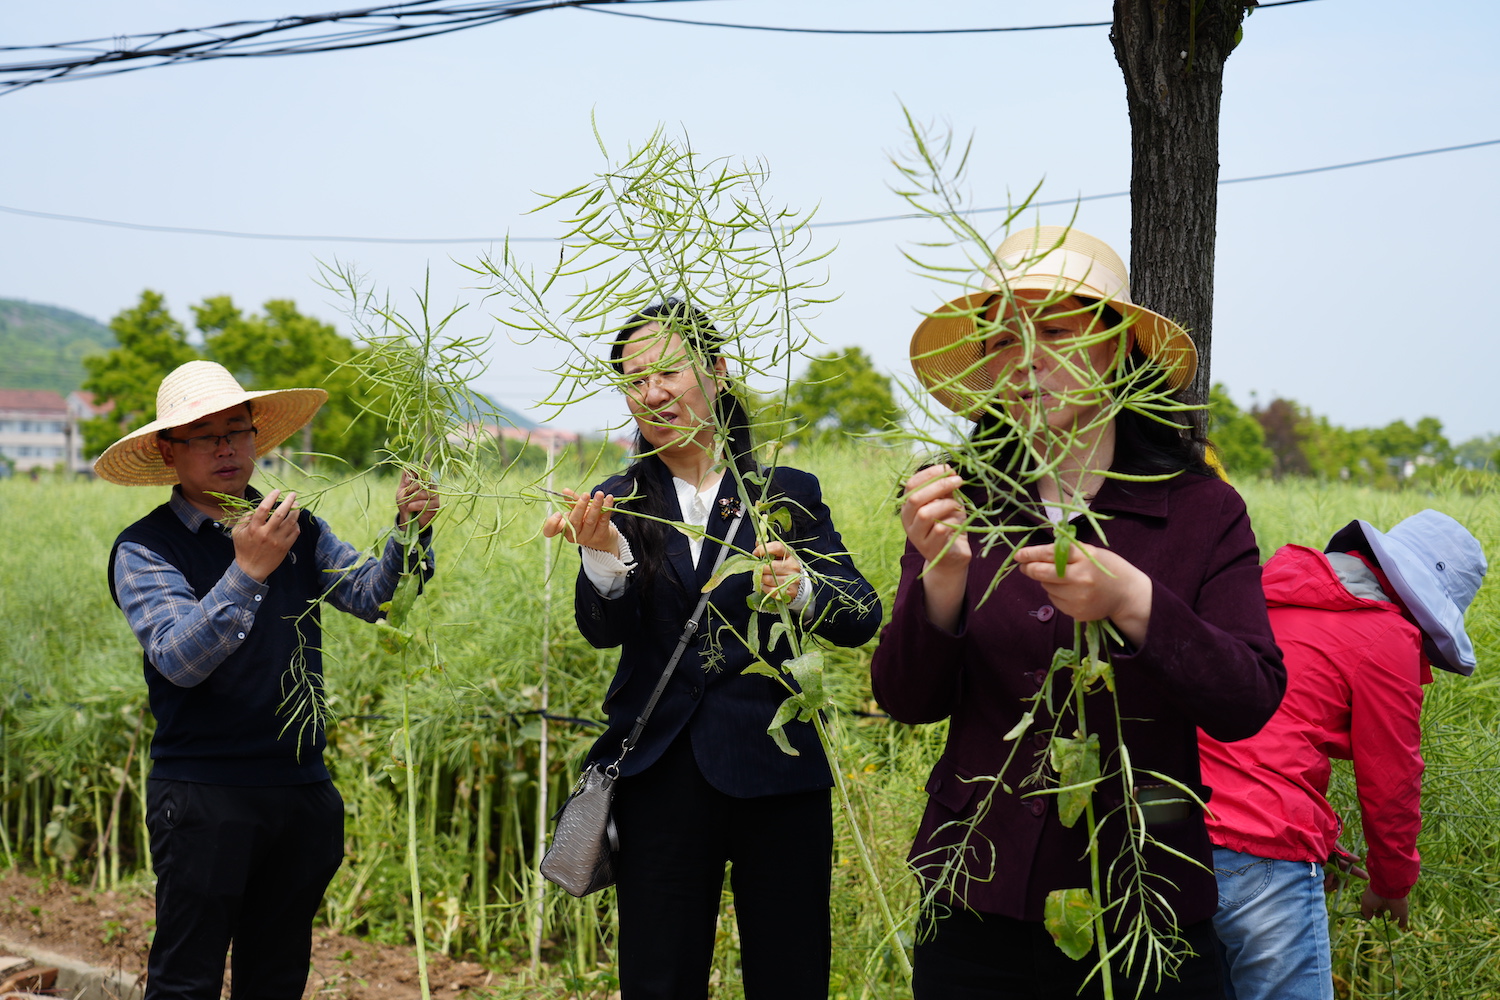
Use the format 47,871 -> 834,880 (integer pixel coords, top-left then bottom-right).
612,733 -> 833,1000
144,777 -> 345,1000
913,907 -> 1226,1000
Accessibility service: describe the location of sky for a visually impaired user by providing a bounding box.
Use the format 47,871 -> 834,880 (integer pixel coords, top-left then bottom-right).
3,0 -> 1498,442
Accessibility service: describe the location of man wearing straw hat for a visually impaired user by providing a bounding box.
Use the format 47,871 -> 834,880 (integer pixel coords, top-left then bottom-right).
1199,510 -> 1487,1000
96,360 -> 439,998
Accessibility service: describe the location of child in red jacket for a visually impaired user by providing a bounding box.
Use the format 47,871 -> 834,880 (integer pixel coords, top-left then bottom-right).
1199,509 -> 1487,1000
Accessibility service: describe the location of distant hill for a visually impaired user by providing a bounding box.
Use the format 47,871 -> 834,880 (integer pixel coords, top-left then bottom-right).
456,391 -> 539,431
0,298 -> 115,395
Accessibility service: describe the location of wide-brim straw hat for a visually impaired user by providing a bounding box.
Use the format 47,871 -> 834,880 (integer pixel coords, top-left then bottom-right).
1325,509 -> 1488,676
910,225 -> 1199,417
94,361 -> 328,486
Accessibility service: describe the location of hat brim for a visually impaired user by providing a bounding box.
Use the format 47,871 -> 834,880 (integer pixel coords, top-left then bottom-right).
909,288 -> 1198,418
1326,519 -> 1477,675
93,387 -> 329,486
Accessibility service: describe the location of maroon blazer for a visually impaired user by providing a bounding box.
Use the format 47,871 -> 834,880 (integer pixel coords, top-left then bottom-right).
871,471 -> 1285,927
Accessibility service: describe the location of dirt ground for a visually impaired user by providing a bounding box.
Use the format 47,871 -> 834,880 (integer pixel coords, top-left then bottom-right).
0,871 -> 501,998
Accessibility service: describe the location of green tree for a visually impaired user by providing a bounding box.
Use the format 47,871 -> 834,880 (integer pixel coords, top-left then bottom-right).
1453,433 -> 1500,471
781,347 -> 901,444
79,290 -> 201,458
1206,384 -> 1273,478
195,296 -> 392,469
1370,417 -> 1452,480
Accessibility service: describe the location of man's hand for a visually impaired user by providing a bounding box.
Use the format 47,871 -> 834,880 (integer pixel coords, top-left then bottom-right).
1361,888 -> 1410,930
542,489 -> 621,555
397,470 -> 441,530
233,489 -> 300,583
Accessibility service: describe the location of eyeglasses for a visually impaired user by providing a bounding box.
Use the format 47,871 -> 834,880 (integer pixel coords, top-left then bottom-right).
161,427 -> 259,454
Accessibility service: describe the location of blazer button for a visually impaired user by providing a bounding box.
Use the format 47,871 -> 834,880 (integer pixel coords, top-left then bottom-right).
690,687 -> 702,700
1032,731 -> 1049,750
1035,605 -> 1055,622
1027,798 -> 1047,817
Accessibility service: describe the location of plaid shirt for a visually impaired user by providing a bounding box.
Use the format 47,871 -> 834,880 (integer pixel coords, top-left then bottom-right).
114,488 -> 433,687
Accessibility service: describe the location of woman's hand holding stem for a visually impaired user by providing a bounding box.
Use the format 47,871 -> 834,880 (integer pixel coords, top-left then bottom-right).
901,464 -> 971,632
753,540 -> 801,602
542,489 -> 622,556
542,489 -> 802,600
1015,542 -> 1152,648
900,464 -> 1153,645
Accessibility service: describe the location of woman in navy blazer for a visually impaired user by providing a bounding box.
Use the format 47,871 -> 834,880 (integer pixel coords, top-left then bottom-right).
544,299 -> 880,999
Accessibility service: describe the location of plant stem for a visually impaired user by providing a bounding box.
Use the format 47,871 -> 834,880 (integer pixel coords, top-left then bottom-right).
812,710 -> 912,981
1074,625 -> 1114,1000
402,685 -> 431,999
531,442 -> 558,976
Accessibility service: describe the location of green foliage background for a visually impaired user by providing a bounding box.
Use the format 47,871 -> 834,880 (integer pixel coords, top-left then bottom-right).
0,447 -> 1497,997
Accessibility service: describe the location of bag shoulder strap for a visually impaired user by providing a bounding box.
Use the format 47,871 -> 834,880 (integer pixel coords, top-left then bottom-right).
612,512 -> 745,771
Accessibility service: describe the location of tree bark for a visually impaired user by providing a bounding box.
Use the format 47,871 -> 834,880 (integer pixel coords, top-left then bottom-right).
1112,0 -> 1248,417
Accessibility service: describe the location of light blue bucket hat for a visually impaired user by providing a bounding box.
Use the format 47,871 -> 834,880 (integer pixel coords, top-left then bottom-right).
1326,509 -> 1488,676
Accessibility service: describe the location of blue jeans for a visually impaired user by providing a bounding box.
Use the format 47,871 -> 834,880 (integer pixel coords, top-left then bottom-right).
1211,847 -> 1334,1000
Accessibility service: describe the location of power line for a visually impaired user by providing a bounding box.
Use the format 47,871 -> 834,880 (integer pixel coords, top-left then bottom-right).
820,137 -> 1500,227
579,0 -> 1321,36
2,137 -> 1492,245
0,0 -> 689,96
0,0 -> 1321,94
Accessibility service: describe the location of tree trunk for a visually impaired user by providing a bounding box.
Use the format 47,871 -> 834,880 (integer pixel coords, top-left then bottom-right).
1111,0 -> 1248,418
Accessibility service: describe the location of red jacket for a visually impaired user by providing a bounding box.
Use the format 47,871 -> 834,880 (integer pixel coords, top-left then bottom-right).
1198,544 -> 1428,899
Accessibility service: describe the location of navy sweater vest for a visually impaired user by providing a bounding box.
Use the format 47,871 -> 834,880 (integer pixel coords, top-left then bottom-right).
109,503 -> 330,785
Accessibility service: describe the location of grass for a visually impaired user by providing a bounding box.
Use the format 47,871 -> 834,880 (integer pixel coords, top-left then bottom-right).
0,453 -> 1496,997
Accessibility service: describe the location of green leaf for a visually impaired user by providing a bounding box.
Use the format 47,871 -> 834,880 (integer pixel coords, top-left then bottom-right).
1044,888 -> 1097,961
386,572 -> 421,628
1074,655 -> 1114,693
375,619 -> 413,655
767,621 -> 791,651
766,695 -> 802,756
784,650 -> 827,713
767,507 -> 793,533
1050,733 -> 1100,828
746,591 -> 789,613
742,660 -> 782,681
1001,710 -> 1034,742
703,554 -> 760,593
1054,531 -> 1072,578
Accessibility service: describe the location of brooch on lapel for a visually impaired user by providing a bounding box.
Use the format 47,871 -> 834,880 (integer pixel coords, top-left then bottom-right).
717,497 -> 743,521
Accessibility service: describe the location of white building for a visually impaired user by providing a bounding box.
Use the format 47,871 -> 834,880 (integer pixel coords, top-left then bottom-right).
0,389 -> 70,472
0,389 -> 106,473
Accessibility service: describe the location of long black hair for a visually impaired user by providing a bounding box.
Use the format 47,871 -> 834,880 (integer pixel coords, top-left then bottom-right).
607,298 -> 758,599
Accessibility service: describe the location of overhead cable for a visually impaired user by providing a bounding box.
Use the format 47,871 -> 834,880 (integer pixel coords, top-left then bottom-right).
579,0 -> 1321,36
0,1 -> 685,95
1,0 -> 1322,94
1,137 -> 1492,245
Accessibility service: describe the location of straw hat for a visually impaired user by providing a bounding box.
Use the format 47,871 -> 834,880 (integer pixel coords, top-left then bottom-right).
1325,510 -> 1488,676
909,226 -> 1198,417
94,361 -> 328,486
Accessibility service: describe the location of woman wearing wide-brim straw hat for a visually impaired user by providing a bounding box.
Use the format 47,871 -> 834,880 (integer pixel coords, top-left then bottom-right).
871,226 -> 1286,998
98,359 -> 440,999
